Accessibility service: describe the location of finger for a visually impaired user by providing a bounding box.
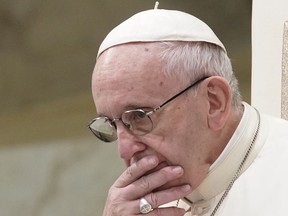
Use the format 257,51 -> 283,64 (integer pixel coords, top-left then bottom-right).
127,166 -> 185,199
115,156 -> 159,188
145,184 -> 192,209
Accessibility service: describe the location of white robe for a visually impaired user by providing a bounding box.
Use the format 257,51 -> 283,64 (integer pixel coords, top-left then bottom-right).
165,102 -> 288,216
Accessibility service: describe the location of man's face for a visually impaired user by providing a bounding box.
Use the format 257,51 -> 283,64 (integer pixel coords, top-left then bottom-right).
92,43 -> 211,190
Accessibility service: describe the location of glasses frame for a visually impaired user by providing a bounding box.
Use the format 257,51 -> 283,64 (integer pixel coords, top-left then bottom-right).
88,76 -> 211,142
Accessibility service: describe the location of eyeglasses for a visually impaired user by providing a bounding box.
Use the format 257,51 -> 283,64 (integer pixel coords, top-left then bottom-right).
88,76 -> 210,142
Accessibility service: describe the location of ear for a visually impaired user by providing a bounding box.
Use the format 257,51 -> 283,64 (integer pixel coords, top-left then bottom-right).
205,77 -> 232,131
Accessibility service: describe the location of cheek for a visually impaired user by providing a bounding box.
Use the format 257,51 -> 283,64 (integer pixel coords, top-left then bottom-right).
161,112 -> 207,164
144,109 -> 196,157
142,103 -> 206,159
142,129 -> 190,166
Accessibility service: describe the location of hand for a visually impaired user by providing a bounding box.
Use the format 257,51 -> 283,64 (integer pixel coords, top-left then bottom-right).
102,156 -> 192,216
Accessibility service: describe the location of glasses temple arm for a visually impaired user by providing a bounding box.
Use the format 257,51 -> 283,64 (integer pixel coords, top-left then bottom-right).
156,76 -> 211,110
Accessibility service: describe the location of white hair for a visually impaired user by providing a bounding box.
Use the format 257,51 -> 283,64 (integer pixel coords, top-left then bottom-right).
157,41 -> 242,108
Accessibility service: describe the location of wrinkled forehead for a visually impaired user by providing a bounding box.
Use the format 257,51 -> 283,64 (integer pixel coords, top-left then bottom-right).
92,43 -> 178,114
93,43 -> 165,84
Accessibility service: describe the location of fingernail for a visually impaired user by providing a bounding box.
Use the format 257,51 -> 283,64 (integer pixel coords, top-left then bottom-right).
181,184 -> 191,192
172,166 -> 183,175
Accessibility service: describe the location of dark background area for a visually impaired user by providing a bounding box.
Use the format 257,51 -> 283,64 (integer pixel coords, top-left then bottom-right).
0,0 -> 252,146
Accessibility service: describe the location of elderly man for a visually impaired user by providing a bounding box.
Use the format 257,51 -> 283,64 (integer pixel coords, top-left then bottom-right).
88,7 -> 288,216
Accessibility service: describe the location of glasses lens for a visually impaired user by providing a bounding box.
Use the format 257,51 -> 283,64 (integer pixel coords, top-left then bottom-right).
88,117 -> 117,142
122,109 -> 153,135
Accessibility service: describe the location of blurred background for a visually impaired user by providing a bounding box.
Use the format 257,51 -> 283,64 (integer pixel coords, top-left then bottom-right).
0,0 -> 251,215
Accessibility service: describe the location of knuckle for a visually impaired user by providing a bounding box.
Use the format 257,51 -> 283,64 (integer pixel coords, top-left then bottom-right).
158,168 -> 172,180
105,194 -> 124,215
107,188 -> 120,203
119,166 -> 134,186
147,193 -> 159,207
111,202 -> 125,215
125,166 -> 134,179
159,167 -> 169,176
114,166 -> 134,187
138,175 -> 150,190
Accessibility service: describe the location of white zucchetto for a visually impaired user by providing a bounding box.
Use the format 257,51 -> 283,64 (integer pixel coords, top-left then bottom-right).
97,8 -> 226,58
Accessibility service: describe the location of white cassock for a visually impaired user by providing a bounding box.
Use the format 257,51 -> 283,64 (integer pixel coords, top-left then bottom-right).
163,102 -> 288,216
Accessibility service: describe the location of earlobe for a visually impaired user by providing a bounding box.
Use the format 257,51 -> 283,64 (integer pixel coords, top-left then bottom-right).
206,77 -> 231,131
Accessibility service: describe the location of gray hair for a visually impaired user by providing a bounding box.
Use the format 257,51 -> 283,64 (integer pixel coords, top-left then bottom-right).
157,41 -> 242,108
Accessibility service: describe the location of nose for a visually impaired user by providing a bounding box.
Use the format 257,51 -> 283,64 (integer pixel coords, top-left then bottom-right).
116,124 -> 146,162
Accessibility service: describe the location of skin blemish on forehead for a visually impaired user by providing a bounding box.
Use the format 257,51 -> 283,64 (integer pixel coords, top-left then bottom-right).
144,47 -> 149,52
159,81 -> 164,86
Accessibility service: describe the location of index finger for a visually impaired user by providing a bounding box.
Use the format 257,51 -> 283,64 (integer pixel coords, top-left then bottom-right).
114,156 -> 159,188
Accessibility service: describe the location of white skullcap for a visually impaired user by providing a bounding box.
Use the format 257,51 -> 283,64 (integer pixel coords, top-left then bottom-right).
97,8 -> 226,58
